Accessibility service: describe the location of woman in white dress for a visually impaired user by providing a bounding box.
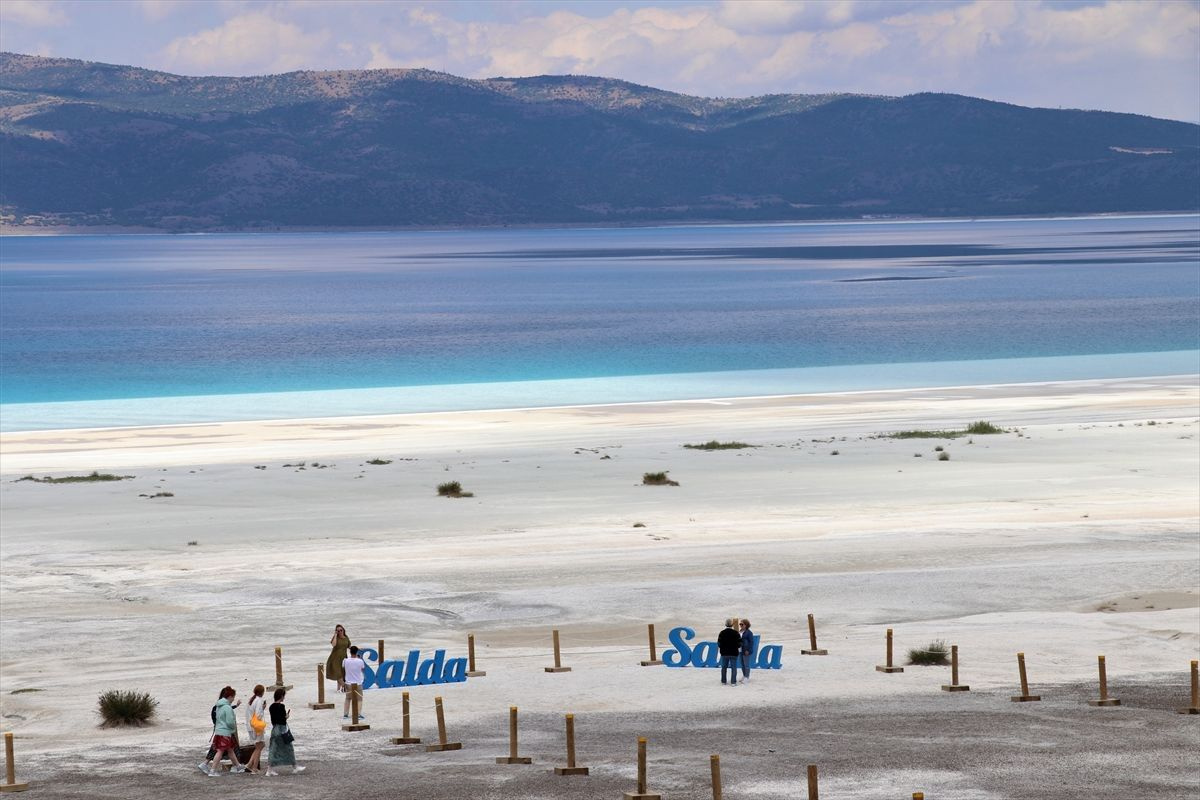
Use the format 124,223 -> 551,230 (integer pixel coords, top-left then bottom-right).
244,684 -> 268,774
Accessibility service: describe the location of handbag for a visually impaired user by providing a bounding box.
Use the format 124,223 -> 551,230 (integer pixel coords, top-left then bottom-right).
250,711 -> 266,735
280,727 -> 295,745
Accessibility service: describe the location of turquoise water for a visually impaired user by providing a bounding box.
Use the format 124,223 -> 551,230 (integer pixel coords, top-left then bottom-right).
1,215 -> 1197,430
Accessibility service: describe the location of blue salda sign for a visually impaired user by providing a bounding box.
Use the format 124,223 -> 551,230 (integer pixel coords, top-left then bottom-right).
357,648 -> 468,690
662,626 -> 783,670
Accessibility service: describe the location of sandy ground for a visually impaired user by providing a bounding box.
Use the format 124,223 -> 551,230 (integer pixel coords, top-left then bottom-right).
1,375 -> 1198,799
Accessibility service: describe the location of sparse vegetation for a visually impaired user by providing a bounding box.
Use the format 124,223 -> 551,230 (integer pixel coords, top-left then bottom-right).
642,472 -> 679,486
139,492 -> 174,499
633,522 -> 646,528
16,471 -> 133,484
683,441 -> 755,450
934,445 -> 944,452
884,421 -> 1006,440
830,450 -> 839,456
10,688 -> 43,694
907,640 -> 950,666
186,540 -> 198,546
437,481 -> 474,498
365,458 -> 393,465
98,690 -> 157,727
938,452 -> 950,461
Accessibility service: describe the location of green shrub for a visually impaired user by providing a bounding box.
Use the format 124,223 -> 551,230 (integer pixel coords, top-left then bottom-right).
437,481 -> 474,498
98,690 -> 157,727
907,641 -> 949,666
366,458 -> 393,465
642,472 -> 679,486
964,421 -> 1005,434
17,471 -> 132,484
937,452 -> 950,461
683,441 -> 755,450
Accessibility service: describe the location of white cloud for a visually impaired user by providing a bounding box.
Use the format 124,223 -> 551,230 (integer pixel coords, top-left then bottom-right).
0,0 -> 68,27
137,0 -> 177,22
160,10 -> 330,73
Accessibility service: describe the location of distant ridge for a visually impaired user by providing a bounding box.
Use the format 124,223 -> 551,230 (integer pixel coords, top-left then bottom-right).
1,53 -> 1197,231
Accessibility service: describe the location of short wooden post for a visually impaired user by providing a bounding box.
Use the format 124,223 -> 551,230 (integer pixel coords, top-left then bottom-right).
496,706 -> 532,764
913,794 -> 925,799
622,736 -> 662,800
426,696 -> 463,751
802,613 -> 828,655
641,623 -> 663,666
309,663 -> 335,709
545,628 -> 572,673
710,754 -> 722,800
1179,659 -> 1200,714
1,733 -> 29,793
1089,655 -> 1120,706
807,764 -> 819,800
467,633 -> 486,677
1011,652 -> 1041,702
267,645 -> 292,691
378,638 -> 385,663
941,644 -> 970,692
341,683 -> 369,731
390,691 -> 421,744
554,713 -> 589,775
876,628 -> 903,673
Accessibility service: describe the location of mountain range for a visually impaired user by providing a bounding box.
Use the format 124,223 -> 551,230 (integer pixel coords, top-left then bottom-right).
1,52 -> 1197,231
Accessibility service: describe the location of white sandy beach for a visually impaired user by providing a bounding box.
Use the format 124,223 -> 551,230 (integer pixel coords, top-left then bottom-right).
0,375 -> 1198,799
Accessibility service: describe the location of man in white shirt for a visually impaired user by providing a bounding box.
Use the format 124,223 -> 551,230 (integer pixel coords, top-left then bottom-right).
342,645 -> 367,719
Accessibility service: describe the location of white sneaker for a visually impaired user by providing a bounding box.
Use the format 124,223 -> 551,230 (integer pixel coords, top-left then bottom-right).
293,765 -> 306,773
264,770 -> 278,777
206,767 -> 222,777
230,765 -> 247,774
197,763 -> 208,774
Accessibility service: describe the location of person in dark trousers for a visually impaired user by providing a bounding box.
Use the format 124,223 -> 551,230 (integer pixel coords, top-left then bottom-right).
739,619 -> 755,682
717,619 -> 742,686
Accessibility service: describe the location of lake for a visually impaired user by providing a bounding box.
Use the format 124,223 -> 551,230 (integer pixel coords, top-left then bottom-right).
1,215 -> 1197,430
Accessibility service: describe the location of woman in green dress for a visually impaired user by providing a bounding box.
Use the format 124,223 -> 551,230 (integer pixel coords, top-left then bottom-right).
325,624 -> 351,692
265,688 -> 304,776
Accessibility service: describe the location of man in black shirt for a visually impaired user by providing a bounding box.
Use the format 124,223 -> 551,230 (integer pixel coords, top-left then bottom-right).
717,619 -> 742,686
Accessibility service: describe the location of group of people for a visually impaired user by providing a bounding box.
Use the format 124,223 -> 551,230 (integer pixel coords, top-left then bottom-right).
717,618 -> 756,686
199,684 -> 304,777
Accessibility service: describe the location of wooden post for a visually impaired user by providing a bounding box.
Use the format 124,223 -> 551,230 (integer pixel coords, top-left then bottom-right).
941,644 -> 970,692
426,696 -> 463,751
1011,652 -> 1041,702
1089,655 -> 1120,706
554,713 -> 589,775
378,638 -> 385,663
545,628 -> 572,673
802,613 -> 828,655
467,633 -> 486,677
309,663 -> 335,709
807,764 -> 819,800
390,691 -> 421,744
876,627 -> 904,673
341,683 -> 369,731
622,736 -> 662,800
913,794 -> 925,799
641,623 -> 663,666
1,733 -> 29,793
496,706 -> 532,764
267,645 -> 292,691
710,754 -> 722,800
1179,659 -> 1200,714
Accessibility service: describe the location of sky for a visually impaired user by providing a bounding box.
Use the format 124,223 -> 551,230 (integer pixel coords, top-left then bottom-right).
1,0 -> 1197,123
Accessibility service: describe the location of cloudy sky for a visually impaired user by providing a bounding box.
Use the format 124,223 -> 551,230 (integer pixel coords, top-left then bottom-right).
2,0 -> 1197,122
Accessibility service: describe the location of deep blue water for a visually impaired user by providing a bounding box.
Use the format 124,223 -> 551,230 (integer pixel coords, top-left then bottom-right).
1,215 -> 1198,410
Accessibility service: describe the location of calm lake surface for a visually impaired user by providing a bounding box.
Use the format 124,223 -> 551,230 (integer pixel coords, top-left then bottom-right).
1,215 -> 1197,429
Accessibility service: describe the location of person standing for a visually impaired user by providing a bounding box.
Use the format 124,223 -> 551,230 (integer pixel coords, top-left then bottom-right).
202,686 -> 246,776
738,619 -> 756,682
717,619 -> 742,686
265,688 -> 305,776
342,645 -> 367,719
244,684 -> 268,774
326,625 -> 351,693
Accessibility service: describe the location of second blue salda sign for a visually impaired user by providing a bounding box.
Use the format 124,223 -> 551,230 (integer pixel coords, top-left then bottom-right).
662,626 -> 783,670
